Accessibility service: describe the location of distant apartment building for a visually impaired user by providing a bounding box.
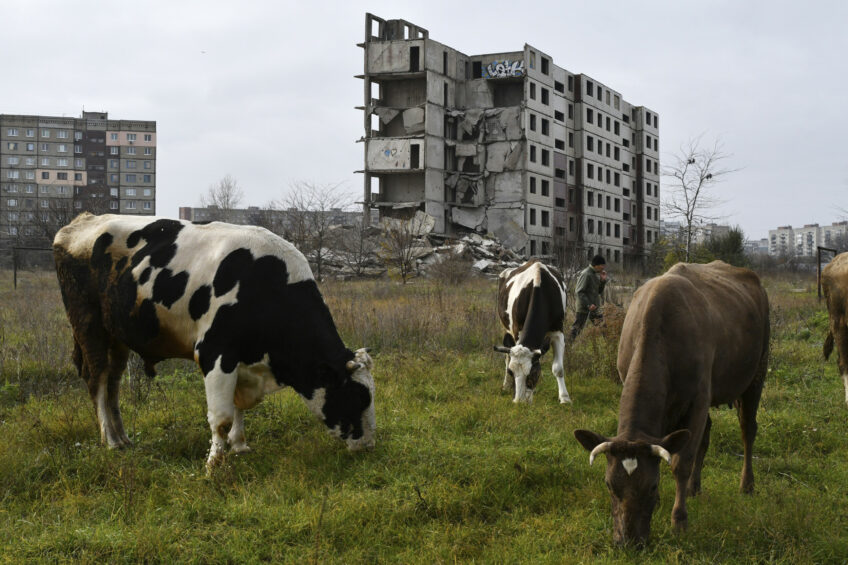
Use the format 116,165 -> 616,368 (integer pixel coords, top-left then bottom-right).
768,221 -> 848,256
0,111 -> 156,248
358,13 -> 660,267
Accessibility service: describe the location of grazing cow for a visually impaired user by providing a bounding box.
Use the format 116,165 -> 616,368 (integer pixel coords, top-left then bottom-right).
494,259 -> 570,404
574,261 -> 769,545
53,213 -> 376,469
823,252 -> 848,406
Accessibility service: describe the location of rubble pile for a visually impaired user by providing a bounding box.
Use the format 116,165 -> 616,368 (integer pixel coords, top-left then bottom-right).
316,215 -> 526,280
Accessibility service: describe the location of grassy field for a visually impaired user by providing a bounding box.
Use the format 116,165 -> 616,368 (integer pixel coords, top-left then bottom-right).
0,269 -> 847,563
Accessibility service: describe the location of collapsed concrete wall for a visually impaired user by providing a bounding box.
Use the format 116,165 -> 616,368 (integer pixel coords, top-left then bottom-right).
442,106 -> 527,251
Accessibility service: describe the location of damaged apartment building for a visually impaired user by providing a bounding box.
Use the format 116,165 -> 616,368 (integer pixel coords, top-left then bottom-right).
358,13 -> 661,267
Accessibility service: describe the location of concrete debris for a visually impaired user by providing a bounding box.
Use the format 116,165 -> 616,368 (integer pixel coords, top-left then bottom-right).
313,212 -> 525,280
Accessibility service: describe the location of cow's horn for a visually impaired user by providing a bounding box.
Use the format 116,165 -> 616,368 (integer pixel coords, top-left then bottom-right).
493,345 -> 511,354
589,441 -> 612,465
346,361 -> 363,373
650,444 -> 671,464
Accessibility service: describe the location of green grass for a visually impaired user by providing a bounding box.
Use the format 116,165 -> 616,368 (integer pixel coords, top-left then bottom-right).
0,270 -> 846,563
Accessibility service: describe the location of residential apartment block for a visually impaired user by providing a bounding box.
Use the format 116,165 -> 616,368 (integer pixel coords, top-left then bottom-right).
358,13 -> 660,267
0,111 -> 155,248
768,222 -> 848,256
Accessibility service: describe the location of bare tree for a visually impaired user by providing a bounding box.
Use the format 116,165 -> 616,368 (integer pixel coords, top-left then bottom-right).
379,212 -> 430,284
662,135 -> 737,262
276,181 -> 354,280
333,219 -> 379,277
200,174 -> 244,222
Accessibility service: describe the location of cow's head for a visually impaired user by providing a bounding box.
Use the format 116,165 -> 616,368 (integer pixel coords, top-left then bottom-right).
317,348 -> 376,451
573,428 -> 690,546
494,340 -> 542,402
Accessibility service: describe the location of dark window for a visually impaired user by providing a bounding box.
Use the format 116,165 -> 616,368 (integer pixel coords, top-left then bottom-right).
614,121 -> 620,135
587,191 -> 594,206
443,51 -> 448,74
568,132 -> 574,148
568,159 -> 574,175
588,219 -> 594,234
530,239 -> 537,255
587,164 -> 594,179
410,144 -> 420,169
541,210 -> 550,227
568,104 -> 573,119
541,88 -> 549,105
541,119 -> 549,136
586,80 -> 594,96
542,241 -> 550,255
554,110 -> 564,121
530,176 -> 536,193
530,82 -> 536,100
554,81 -> 564,93
587,136 -> 594,152
541,57 -> 549,75
530,145 -> 537,162
530,114 -> 537,131
530,208 -> 536,225
587,108 -> 594,123
567,76 -> 573,91
555,168 -> 565,179
410,46 -> 420,72
541,150 -> 550,166
472,61 -> 482,78
57,172 -> 68,180
541,180 -> 549,196
555,197 -> 565,208
555,139 -> 565,150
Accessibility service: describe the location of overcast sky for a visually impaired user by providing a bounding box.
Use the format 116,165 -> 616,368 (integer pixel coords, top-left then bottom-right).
2,0 -> 846,240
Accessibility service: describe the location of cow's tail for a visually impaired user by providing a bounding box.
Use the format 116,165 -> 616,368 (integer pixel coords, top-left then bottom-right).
824,331 -> 834,361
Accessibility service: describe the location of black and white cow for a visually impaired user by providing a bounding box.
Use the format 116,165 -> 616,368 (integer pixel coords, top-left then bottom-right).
53,213 -> 376,469
494,259 -> 570,403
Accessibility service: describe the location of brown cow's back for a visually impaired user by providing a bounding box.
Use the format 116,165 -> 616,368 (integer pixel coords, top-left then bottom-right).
618,261 -> 769,435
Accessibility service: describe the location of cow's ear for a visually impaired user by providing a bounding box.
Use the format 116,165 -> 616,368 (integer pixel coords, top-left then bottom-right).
503,333 -> 516,347
574,429 -> 609,452
660,429 -> 691,455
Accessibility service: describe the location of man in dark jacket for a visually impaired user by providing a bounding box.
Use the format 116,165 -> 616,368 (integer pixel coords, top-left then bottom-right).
569,254 -> 608,341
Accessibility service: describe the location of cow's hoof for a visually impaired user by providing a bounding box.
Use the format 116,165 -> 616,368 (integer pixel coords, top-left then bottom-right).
231,444 -> 251,454
559,396 -> 572,404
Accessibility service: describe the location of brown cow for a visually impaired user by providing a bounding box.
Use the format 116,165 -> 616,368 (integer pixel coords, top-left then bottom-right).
574,261 -> 769,545
823,251 -> 848,405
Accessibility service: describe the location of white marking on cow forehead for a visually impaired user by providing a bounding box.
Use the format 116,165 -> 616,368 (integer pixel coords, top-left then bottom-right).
622,458 -> 638,475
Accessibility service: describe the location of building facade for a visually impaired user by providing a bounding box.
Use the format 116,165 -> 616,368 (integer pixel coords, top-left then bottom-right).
767,222 -> 848,256
0,111 -> 155,248
358,13 -> 660,267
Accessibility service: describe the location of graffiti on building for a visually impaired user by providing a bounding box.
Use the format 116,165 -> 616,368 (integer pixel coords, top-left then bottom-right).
483,60 -> 525,79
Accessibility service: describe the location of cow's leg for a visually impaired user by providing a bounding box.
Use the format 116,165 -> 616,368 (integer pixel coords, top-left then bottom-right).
204,359 -> 238,469
227,407 -> 250,453
837,328 -> 848,406
502,355 -> 513,391
737,378 -> 764,494
75,327 -> 127,449
670,399 -> 709,531
105,342 -> 131,447
687,415 -> 711,496
549,332 -> 570,404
